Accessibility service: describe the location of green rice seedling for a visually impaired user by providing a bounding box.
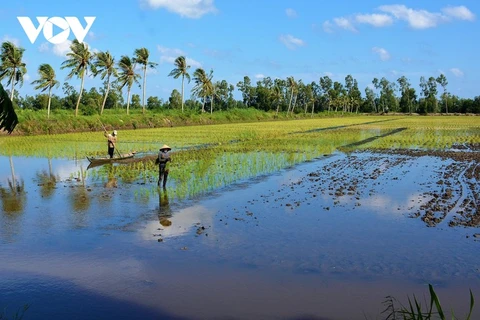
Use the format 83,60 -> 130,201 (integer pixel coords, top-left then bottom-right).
7,116 -> 477,202
380,284 -> 474,320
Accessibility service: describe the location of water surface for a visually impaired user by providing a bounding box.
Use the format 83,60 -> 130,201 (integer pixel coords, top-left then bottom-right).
1,152 -> 479,320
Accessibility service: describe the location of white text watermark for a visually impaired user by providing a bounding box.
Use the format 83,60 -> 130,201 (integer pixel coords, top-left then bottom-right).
17,17 -> 96,44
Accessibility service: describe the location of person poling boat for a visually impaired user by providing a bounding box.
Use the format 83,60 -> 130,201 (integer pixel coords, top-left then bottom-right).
104,129 -> 118,159
155,144 -> 171,189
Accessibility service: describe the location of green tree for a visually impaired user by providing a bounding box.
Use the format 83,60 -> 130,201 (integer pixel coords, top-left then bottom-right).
131,94 -> 141,109
116,55 -> 140,115
351,79 -> 362,113
427,76 -> 438,113
134,47 -> 157,114
236,76 -> 254,107
436,74 -> 449,113
0,83 -> 18,133
319,76 -> 333,111
93,51 -> 117,115
147,96 -> 163,110
419,76 -> 429,114
31,64 -> 59,119
286,76 -> 297,115
332,81 -> 344,112
364,86 -> 376,113
344,74 -> 354,112
61,39 -> 93,117
379,77 -> 396,112
397,76 -> 412,114
0,41 -> 27,101
192,68 -> 213,112
372,77 -> 381,112
168,89 -> 182,109
168,56 -> 191,113
271,85 -> 283,116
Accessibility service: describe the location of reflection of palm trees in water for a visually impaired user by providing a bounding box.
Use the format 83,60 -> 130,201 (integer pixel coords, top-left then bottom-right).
36,158 -> 59,198
158,190 -> 172,227
0,156 -> 26,242
104,164 -> 118,188
69,164 -> 90,217
0,156 -> 26,214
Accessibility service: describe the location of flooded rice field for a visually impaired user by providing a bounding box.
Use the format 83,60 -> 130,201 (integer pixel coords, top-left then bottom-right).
0,116 -> 479,319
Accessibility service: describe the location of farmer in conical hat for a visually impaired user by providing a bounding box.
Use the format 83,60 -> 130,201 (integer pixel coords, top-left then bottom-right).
155,144 -> 171,188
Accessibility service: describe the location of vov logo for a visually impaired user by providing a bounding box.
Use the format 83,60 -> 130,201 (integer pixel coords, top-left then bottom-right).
17,17 -> 96,44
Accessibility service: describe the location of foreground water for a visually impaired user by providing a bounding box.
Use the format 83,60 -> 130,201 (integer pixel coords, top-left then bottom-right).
1,153 -> 479,320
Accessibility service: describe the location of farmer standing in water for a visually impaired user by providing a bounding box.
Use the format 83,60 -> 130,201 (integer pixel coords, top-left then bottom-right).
156,144 -> 171,188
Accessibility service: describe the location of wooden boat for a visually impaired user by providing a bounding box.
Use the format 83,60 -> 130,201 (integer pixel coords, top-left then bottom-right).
86,152 -> 135,168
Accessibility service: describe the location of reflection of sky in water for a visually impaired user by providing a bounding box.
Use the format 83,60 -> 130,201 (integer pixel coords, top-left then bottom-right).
0,156 -> 89,182
141,204 -> 216,240
1,153 -> 480,319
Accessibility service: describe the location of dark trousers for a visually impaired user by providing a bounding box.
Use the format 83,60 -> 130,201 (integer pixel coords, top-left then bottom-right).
108,147 -> 114,159
158,165 -> 169,188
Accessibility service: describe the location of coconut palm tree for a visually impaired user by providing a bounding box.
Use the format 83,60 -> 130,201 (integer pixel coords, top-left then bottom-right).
117,55 -> 140,115
271,85 -> 283,116
31,64 -> 60,119
286,76 -> 296,115
168,56 -> 191,113
0,41 -> 27,101
0,83 -> 18,133
93,51 -> 117,115
192,68 -> 213,113
60,39 -> 93,117
134,48 -> 157,114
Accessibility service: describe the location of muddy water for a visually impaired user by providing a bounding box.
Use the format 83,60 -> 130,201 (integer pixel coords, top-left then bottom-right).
0,153 -> 479,320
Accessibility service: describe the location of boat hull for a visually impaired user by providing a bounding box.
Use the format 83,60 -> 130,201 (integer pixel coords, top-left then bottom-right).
86,153 -> 135,168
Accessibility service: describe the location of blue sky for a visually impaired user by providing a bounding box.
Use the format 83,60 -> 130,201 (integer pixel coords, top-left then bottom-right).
1,0 -> 478,101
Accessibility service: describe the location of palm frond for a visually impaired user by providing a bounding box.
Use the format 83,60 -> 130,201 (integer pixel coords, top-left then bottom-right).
0,83 -> 18,133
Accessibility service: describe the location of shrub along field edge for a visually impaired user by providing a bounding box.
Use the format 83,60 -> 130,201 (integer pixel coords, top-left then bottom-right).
3,108 -> 372,136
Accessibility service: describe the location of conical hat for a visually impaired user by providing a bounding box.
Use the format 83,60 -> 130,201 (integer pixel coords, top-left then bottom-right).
160,144 -> 171,151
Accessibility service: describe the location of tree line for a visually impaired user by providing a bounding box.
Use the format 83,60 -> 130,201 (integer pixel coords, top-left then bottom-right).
1,40 -> 479,118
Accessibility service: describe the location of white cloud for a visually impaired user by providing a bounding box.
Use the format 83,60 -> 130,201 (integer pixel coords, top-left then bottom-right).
2,35 -> 20,46
88,31 -> 97,40
142,0 -> 217,18
322,20 -> 334,33
186,57 -> 202,68
135,64 -> 158,75
157,45 -> 202,68
23,73 -> 30,81
333,17 -> 358,32
372,47 -> 391,61
442,6 -> 475,21
52,40 -> 72,57
157,45 -> 185,63
379,4 -> 448,29
279,34 -> 305,50
38,42 -> 49,53
324,5 -> 475,33
285,8 -> 297,18
355,13 -> 393,27
450,68 -> 464,77
255,74 -> 265,79
39,40 -> 97,58
323,72 -> 334,78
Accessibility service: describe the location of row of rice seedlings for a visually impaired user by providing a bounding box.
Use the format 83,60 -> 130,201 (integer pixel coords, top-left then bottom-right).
81,124 -> 398,201
0,116 -> 395,158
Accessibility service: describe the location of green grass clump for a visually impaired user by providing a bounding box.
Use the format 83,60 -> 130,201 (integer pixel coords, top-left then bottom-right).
381,284 -> 474,320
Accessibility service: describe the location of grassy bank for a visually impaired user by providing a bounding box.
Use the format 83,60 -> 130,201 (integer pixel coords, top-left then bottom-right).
7,108 -> 366,135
